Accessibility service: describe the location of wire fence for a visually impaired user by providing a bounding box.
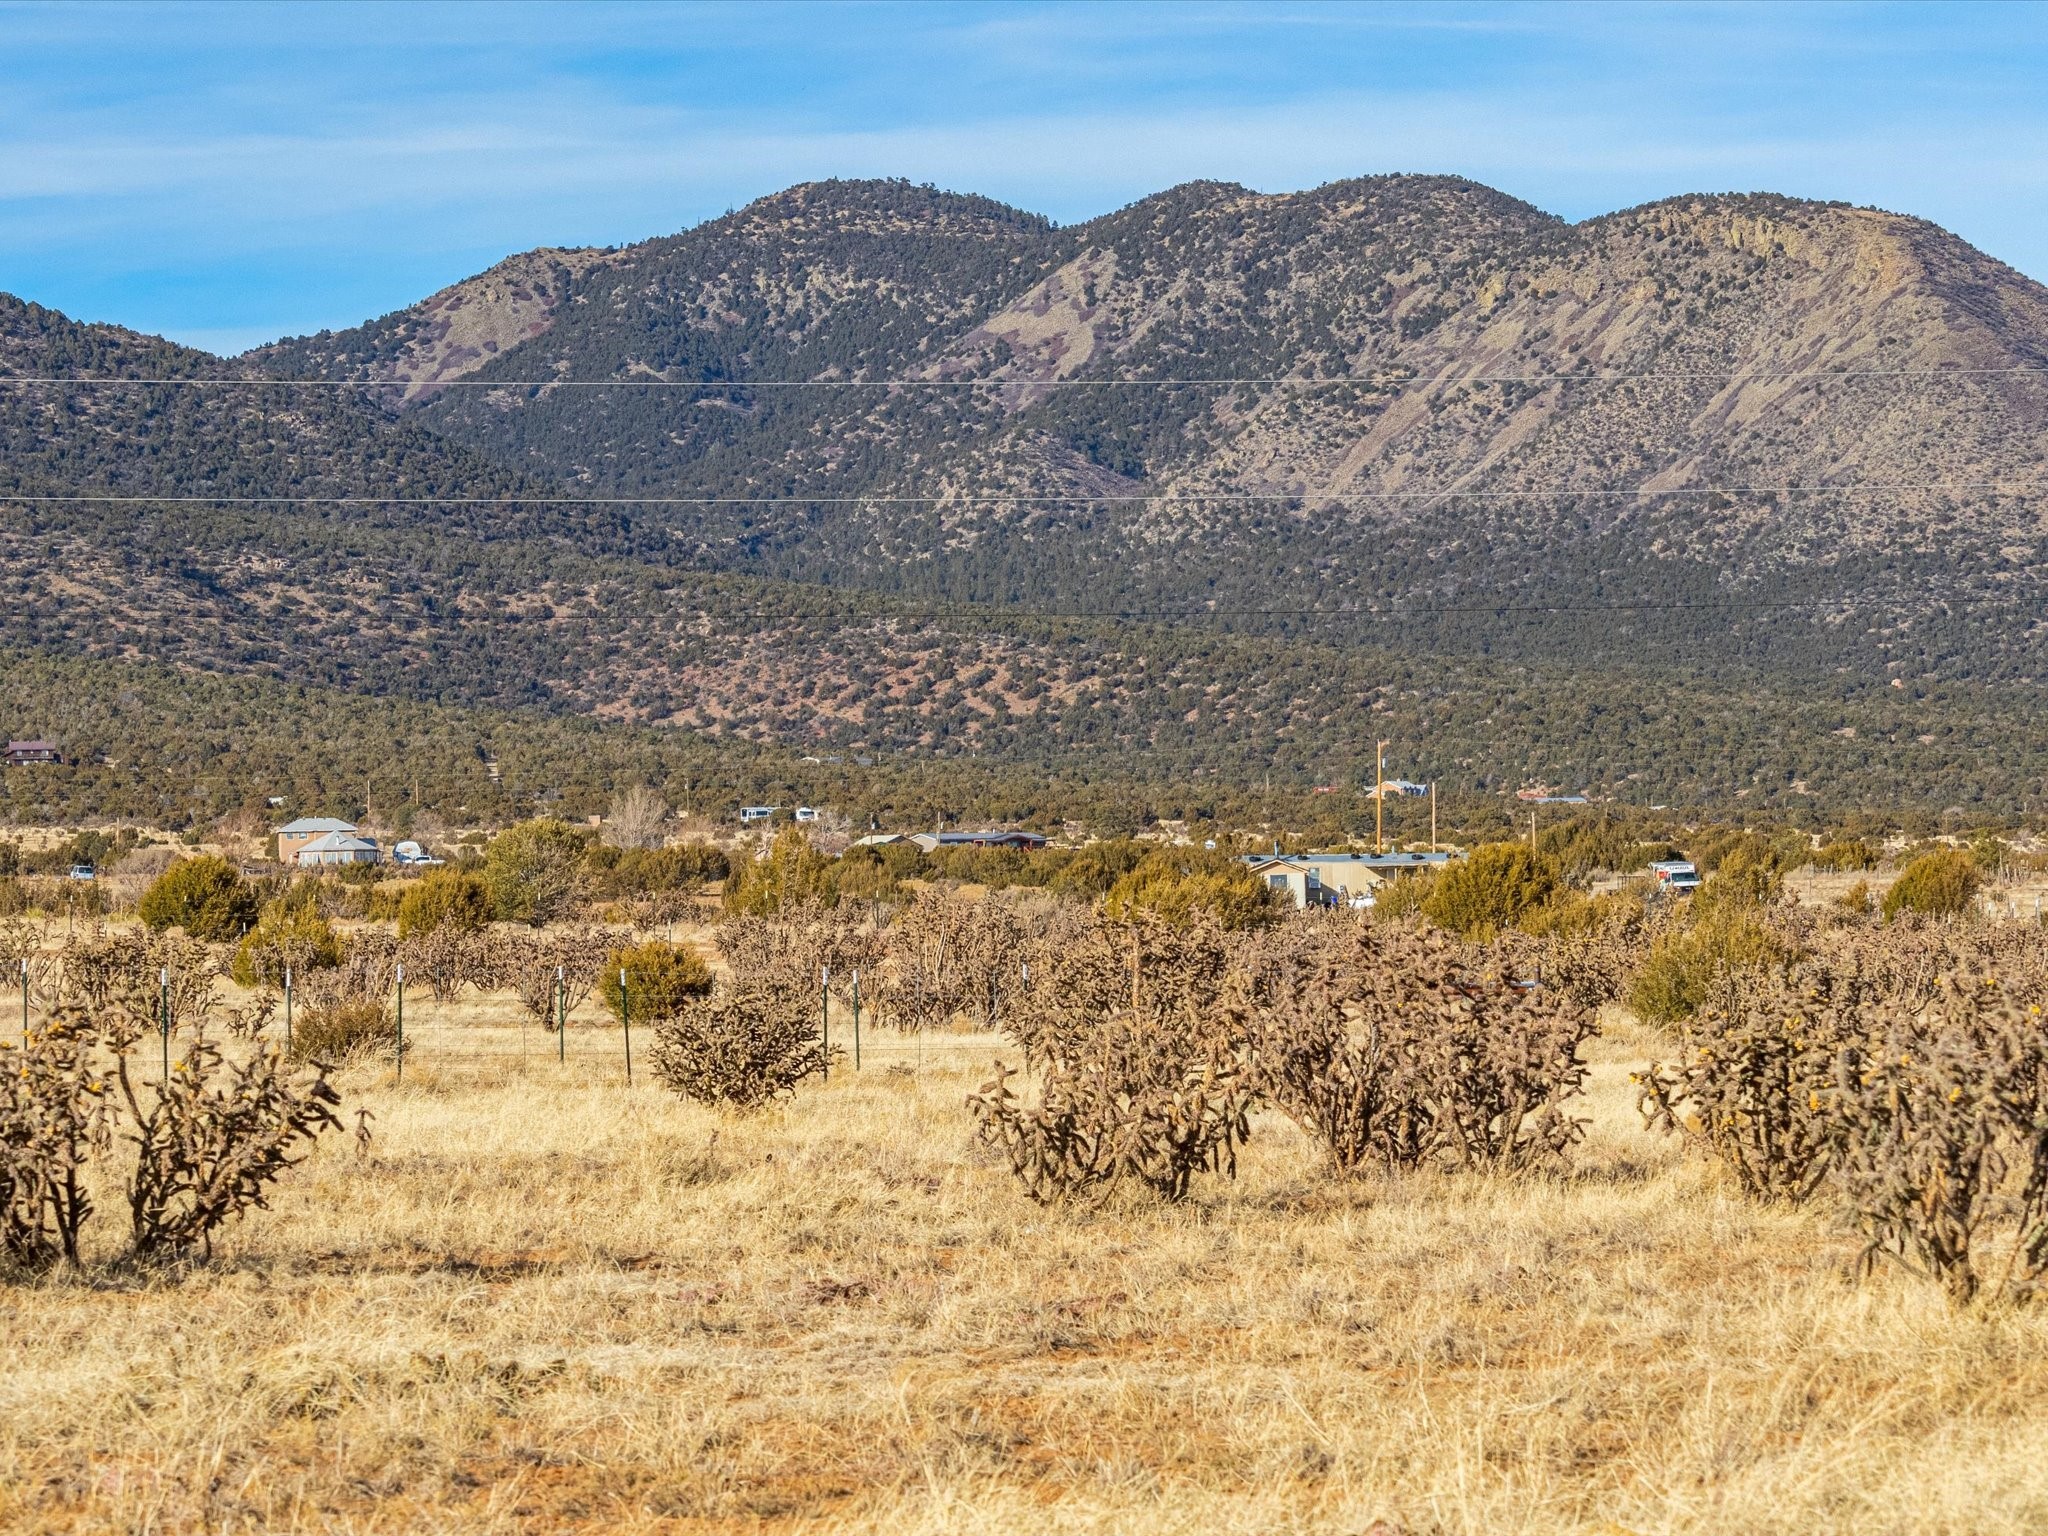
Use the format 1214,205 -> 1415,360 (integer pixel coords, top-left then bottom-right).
9,967 -> 1004,1088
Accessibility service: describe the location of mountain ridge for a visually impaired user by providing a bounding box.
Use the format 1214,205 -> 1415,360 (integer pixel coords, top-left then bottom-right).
6,173 -> 2048,814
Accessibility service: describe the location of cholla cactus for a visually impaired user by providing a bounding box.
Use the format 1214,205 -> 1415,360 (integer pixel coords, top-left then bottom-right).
1636,963 -> 1855,1200
0,1009 -> 118,1268
647,980 -> 834,1110
119,1028 -> 341,1259
1830,977 -> 2048,1304
497,927 -> 623,1031
969,916 -> 1254,1203
1235,921 -> 1595,1175
720,900 -> 884,1014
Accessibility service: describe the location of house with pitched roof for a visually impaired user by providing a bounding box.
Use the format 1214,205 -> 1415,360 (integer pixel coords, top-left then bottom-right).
292,830 -> 382,867
275,817 -> 363,864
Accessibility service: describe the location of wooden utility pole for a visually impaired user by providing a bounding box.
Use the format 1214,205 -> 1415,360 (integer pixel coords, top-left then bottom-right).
1374,740 -> 1389,854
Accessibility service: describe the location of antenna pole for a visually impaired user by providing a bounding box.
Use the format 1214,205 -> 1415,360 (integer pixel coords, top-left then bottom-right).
1375,740 -> 1389,854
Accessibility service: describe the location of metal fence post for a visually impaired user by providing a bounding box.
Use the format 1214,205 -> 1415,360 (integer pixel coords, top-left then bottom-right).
19,957 -> 27,1048
395,963 -> 406,1083
159,965 -> 170,1082
851,967 -> 861,1071
556,964 -> 566,1064
620,968 -> 632,1085
820,964 -> 830,1082
283,963 -> 293,1052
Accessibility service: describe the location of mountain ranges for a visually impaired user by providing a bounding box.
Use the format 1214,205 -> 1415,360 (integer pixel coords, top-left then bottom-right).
6,173 -> 2048,818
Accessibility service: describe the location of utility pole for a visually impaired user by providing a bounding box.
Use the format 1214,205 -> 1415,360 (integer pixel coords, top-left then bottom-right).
1375,740 -> 1389,855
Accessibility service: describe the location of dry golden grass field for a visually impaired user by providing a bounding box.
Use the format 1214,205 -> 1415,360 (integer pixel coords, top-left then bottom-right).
5,998 -> 2048,1535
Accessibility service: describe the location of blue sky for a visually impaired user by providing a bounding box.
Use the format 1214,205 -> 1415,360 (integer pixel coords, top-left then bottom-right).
2,0 -> 2043,354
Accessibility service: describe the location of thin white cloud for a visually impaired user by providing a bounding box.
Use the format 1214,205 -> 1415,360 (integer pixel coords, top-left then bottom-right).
4,0 -> 2046,342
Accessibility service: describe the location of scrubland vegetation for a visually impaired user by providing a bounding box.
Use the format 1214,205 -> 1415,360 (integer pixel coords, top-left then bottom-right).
6,817 -> 2048,1532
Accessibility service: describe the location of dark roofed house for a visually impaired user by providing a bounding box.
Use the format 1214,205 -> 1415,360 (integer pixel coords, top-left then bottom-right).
5,740 -> 60,765
908,830 -> 1049,854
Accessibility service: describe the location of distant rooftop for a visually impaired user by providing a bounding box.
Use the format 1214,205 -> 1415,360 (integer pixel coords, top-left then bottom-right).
296,831 -> 379,855
1244,850 -> 1459,868
277,816 -> 358,835
909,830 -> 1048,850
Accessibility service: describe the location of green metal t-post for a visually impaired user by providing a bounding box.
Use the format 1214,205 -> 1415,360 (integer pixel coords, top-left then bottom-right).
620,968 -> 632,1085
20,958 -> 27,1048
395,963 -> 406,1084
820,965 -> 830,1083
851,967 -> 861,1071
159,965 -> 170,1082
556,965 -> 566,1064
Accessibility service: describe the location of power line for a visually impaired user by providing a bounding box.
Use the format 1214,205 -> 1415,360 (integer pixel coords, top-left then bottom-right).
2,366 -> 2046,389
5,480 -> 2042,507
449,595 -> 1934,622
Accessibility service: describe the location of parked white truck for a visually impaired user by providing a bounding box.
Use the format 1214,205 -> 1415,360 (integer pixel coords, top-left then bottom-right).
1648,859 -> 1702,894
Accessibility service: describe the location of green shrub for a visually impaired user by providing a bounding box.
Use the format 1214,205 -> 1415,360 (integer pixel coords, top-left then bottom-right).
1371,867 -> 1438,920
599,941 -> 714,1024
1712,842 -> 1784,903
483,819 -> 589,925
1627,904 -> 1792,1024
137,855 -> 259,941
1421,843 -> 1560,939
1047,840 -> 1148,897
1521,887 -> 1638,939
723,829 -> 834,915
1813,838 -> 1879,872
591,842 -> 730,897
290,999 -> 399,1066
396,869 -> 495,938
830,846 -> 905,905
1882,849 -> 1981,921
231,899 -> 343,987
1101,849 -> 1274,929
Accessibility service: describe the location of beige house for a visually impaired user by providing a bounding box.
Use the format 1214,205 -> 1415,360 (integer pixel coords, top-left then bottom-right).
1243,850 -> 1458,909
275,817 -> 361,864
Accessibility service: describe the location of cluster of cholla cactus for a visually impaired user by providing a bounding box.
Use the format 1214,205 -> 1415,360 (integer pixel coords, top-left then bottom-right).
1,999 -> 342,1273
1639,921 -> 2048,1304
1233,921 -> 1597,1177
969,917 -> 1256,1203
716,898 -> 885,1010
966,912 -> 1599,1205
646,978 -> 835,1111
